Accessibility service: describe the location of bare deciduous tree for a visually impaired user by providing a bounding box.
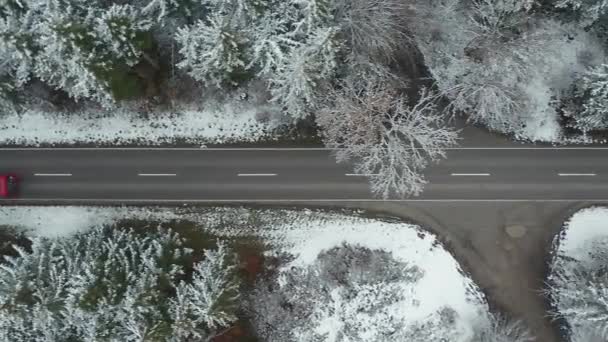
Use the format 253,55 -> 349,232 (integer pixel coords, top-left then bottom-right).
317,76 -> 458,199
332,0 -> 410,61
472,314 -> 535,342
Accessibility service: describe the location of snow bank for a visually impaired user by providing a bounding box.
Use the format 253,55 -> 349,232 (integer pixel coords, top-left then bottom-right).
0,100 -> 281,146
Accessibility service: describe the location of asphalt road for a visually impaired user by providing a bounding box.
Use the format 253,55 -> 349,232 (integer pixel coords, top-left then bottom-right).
1,148 -> 607,201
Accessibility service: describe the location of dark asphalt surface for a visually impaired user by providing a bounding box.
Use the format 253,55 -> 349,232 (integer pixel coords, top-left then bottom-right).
1,148 -> 607,201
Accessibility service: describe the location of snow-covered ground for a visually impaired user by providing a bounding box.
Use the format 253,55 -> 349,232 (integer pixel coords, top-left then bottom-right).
552,206 -> 608,262
0,99 -> 282,146
548,206 -> 608,341
0,206 -> 494,341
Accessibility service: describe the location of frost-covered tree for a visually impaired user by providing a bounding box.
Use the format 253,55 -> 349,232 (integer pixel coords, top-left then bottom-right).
175,10 -> 248,87
268,26 -> 340,117
246,3 -> 299,77
408,0 -> 608,141
317,71 -> 458,198
0,0 -> 38,94
96,4 -> 153,67
33,2 -> 153,106
443,57 -> 529,134
569,64 -> 608,131
0,0 -> 154,107
554,0 -> 608,27
0,224 -> 241,341
291,0 -> 333,35
548,236 -> 608,341
33,4 -> 115,107
471,314 -> 535,342
141,0 -> 195,23
170,243 -> 240,340
332,0 -> 409,61
249,243 -> 446,342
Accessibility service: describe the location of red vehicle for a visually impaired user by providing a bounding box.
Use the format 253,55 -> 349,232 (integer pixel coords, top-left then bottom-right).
0,174 -> 18,198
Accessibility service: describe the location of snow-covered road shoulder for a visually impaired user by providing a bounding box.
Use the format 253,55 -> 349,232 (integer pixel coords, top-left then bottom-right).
0,100 -> 282,146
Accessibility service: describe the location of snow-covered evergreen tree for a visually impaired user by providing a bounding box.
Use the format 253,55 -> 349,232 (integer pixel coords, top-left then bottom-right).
291,0 -> 333,35
33,3 -> 116,106
0,224 -> 241,341
0,0 -> 154,107
246,3 -> 299,77
554,0 -> 608,27
268,26 -> 340,117
175,10 -> 248,87
141,0 -> 185,22
570,63 -> 608,132
169,243 -> 240,339
95,4 -> 152,67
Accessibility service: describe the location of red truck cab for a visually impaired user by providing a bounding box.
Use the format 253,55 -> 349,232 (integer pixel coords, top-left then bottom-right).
0,174 -> 18,198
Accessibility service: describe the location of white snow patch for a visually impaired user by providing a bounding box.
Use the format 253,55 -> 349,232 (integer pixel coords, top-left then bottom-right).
555,206 -> 608,262
256,212 -> 488,341
0,206 -> 180,237
0,100 -> 281,146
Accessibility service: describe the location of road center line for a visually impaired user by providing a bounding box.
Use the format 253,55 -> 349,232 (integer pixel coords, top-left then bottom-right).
450,173 -> 491,176
558,173 -> 596,176
138,173 -> 177,176
34,173 -> 72,176
345,173 -> 379,177
237,173 -> 277,177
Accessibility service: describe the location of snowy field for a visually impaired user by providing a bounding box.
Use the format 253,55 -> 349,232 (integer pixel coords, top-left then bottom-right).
0,206 -> 495,341
548,206 -> 608,341
0,100 -> 282,146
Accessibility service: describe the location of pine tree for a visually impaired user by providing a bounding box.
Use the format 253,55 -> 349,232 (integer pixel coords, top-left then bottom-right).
0,0 -> 38,89
0,225 -> 241,341
169,243 -> 240,339
268,26 -> 341,117
175,10 -> 248,87
291,0 -> 333,35
246,3 -> 299,77
571,64 -> 608,132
